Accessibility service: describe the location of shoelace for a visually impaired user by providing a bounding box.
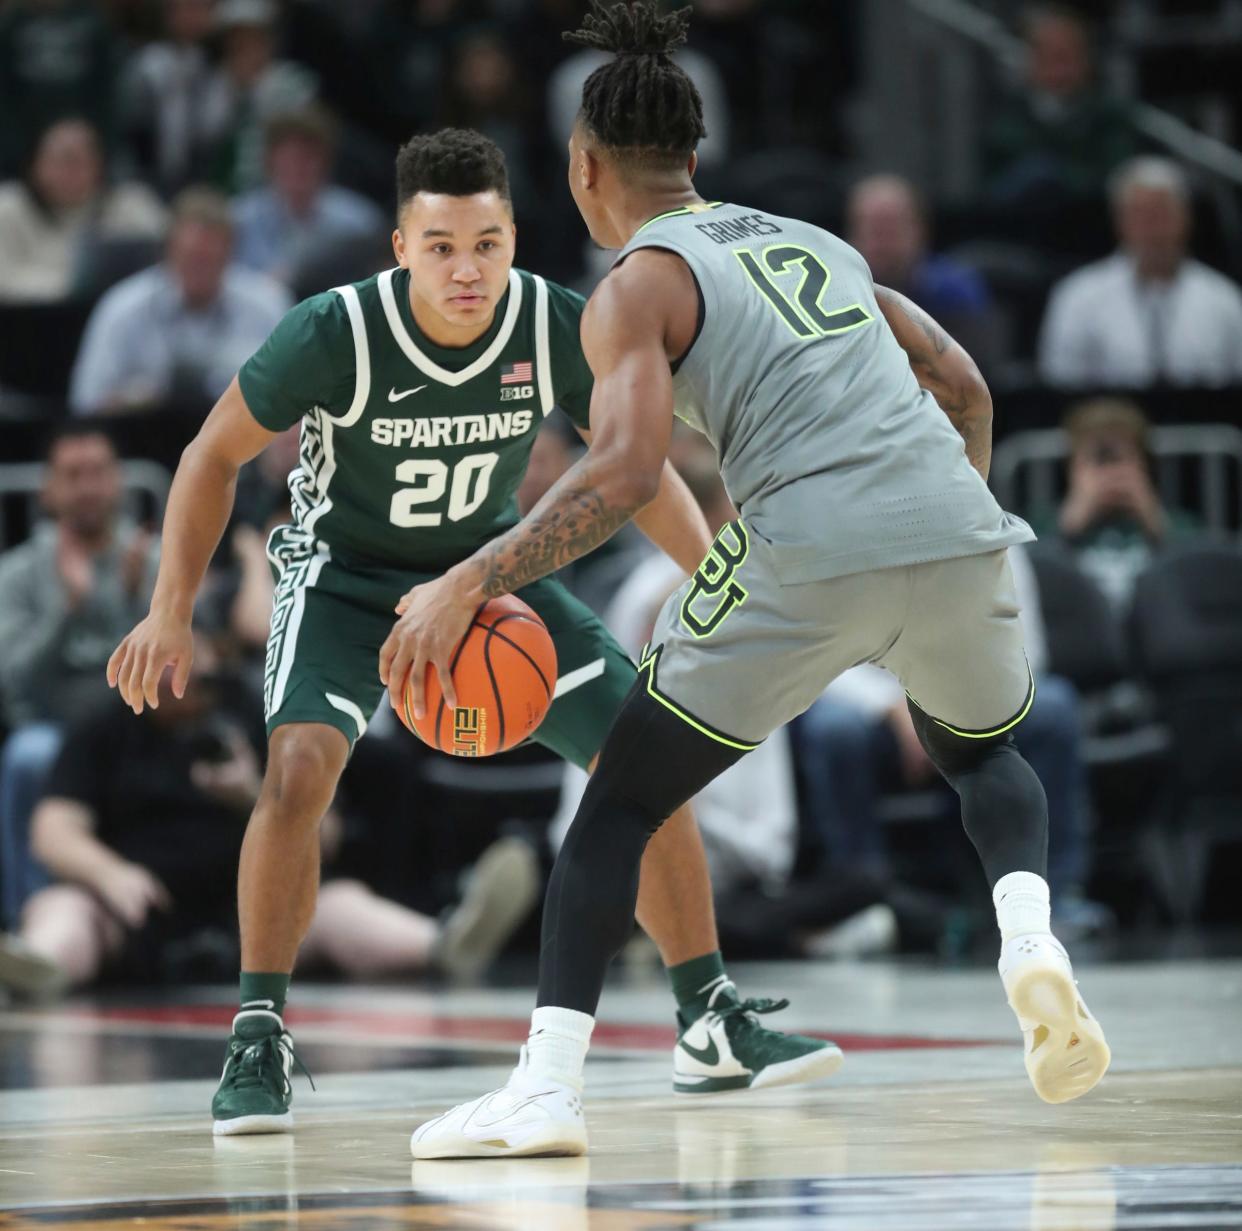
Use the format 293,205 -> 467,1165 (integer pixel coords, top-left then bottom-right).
710,996 -> 791,1031
226,1033 -> 316,1094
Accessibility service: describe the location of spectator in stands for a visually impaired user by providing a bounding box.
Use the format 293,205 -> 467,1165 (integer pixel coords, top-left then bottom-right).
440,33 -> 537,217
847,175 -> 998,371
1045,398 -> 1197,610
1039,158 -> 1242,389
202,0 -> 317,193
0,425 -> 158,929
0,0 -> 120,178
122,0 -> 227,196
982,4 -> 1135,208
0,118 -> 166,304
797,545 -> 1104,933
6,623 -> 537,994
232,106 -> 385,285
69,187 -> 290,416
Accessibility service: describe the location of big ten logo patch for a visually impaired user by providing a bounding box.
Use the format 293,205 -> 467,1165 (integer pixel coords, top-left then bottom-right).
680,520 -> 750,639
499,385 -> 535,402
451,707 -> 486,756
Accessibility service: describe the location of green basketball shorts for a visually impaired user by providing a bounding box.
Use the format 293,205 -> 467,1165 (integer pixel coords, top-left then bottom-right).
262,525 -> 635,768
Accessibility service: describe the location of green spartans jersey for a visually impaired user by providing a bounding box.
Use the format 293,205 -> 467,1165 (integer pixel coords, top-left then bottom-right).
239,267 -> 593,571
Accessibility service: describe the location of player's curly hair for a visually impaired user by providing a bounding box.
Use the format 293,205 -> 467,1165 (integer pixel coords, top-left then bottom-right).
564,1 -> 707,169
395,128 -> 511,212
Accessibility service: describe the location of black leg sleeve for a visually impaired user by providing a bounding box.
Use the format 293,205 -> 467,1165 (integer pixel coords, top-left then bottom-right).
536,682 -> 746,1014
907,700 -> 1049,885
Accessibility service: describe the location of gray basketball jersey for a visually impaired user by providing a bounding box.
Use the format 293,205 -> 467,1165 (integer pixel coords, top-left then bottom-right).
617,202 -> 1034,583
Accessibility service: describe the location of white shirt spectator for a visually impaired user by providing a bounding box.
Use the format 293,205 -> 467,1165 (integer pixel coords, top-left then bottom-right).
1039,252 -> 1242,389
232,185 -> 385,282
69,264 -> 291,414
0,181 -> 166,303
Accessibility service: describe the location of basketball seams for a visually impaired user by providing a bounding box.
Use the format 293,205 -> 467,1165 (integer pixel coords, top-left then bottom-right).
481,615 -> 554,700
481,623 -> 507,751
431,629 -> 475,752
404,601 -> 555,756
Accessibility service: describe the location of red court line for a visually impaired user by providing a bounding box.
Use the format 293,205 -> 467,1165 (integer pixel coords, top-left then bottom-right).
63,1005 -> 1003,1051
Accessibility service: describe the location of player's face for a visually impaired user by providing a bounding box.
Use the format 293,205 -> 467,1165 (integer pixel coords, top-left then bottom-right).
396,192 -> 516,338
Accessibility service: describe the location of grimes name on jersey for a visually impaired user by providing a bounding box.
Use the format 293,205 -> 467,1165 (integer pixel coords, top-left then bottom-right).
370,409 -> 535,448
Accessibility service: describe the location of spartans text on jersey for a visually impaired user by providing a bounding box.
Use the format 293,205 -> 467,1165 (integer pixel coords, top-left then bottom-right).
370,409 -> 536,449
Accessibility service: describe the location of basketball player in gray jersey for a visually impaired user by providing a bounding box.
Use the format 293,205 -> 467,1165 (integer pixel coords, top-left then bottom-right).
402,2 -> 1110,1157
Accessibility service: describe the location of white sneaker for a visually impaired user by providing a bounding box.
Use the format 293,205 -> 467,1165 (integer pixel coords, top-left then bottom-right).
410,1048 -> 587,1159
999,933 -> 1110,1104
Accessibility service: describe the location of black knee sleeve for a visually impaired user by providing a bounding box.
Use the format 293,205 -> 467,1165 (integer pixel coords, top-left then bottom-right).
536,682 -> 745,1013
907,700 -> 1049,884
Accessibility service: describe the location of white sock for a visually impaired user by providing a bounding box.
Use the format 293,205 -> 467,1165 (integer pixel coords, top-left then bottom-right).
993,871 -> 1052,942
523,1006 -> 594,1087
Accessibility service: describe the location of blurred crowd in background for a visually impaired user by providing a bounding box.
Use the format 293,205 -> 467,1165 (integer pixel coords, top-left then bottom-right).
1,0 -> 1241,997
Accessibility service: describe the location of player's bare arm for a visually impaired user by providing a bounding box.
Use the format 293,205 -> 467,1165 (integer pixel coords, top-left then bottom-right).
574,424 -> 712,576
874,285 -> 994,480
107,378 -> 277,713
381,251 -> 695,719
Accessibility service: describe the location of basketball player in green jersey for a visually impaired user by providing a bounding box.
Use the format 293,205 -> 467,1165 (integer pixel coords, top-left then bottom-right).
107,128 -> 841,1136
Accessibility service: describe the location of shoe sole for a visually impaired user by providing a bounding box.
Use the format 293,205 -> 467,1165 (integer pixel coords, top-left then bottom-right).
435,838 -> 540,982
212,1112 -> 294,1136
674,1044 -> 845,1095
1008,964 -> 1110,1104
410,1125 -> 588,1160
0,944 -> 67,1000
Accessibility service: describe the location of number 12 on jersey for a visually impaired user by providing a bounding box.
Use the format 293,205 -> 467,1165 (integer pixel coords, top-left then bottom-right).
735,245 -> 873,340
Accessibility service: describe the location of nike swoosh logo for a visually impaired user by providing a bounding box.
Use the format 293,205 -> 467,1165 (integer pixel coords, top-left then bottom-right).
388,385 -> 427,402
467,1090 -> 559,1130
679,1035 -> 720,1067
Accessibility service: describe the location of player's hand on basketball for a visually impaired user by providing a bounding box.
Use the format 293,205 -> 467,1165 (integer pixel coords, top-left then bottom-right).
96,860 -> 172,928
381,575 -> 475,719
107,612 -> 194,715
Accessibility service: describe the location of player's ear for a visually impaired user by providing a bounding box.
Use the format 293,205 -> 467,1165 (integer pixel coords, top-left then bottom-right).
392,226 -> 407,269
580,147 -> 601,192
687,150 -> 698,180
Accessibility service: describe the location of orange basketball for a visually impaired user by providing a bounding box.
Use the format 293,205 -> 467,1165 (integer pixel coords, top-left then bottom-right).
400,594 -> 558,757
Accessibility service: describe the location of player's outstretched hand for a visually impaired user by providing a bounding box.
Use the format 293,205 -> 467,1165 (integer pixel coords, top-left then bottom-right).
381,576 -> 475,720
107,613 -> 194,715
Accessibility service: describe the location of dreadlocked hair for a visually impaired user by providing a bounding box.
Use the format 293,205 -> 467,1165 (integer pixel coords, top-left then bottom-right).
564,1 -> 706,170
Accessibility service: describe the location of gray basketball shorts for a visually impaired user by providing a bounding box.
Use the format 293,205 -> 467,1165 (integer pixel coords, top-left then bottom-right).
641,519 -> 1034,750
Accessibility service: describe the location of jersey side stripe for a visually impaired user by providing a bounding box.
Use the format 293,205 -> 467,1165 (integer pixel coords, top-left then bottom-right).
533,275 -> 554,417
269,540 -> 330,716
302,411 -> 336,537
330,284 -> 371,428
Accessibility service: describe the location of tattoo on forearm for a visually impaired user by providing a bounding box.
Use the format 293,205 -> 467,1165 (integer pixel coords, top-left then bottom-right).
477,475 -> 638,598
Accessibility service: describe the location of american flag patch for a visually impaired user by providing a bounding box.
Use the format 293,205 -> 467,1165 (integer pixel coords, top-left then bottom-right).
500,361 -> 533,385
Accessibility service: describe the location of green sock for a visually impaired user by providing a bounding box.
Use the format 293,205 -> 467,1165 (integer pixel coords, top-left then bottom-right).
667,951 -> 731,1024
239,972 -> 290,1018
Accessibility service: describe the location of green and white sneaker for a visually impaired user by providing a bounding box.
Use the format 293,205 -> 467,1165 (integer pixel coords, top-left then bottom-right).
211,1007 -> 312,1136
673,980 -> 844,1094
